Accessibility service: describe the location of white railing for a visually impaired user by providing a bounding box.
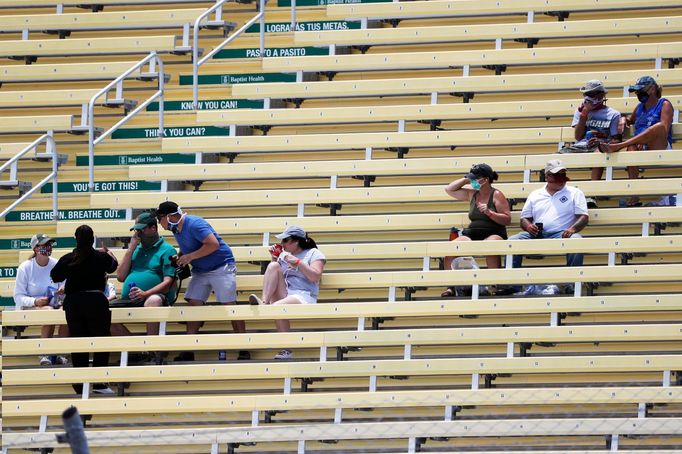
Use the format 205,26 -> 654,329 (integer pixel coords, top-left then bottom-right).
193,0 -> 267,108
0,133 -> 59,221
87,52 -> 165,191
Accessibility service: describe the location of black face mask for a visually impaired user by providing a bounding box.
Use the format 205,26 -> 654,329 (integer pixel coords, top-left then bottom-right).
636,92 -> 650,103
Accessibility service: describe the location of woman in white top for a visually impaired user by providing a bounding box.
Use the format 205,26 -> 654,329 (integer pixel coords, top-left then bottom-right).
249,226 -> 326,360
13,233 -> 69,366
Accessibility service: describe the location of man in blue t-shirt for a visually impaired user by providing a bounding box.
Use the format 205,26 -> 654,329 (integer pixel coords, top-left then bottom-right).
156,201 -> 249,362
571,79 -> 622,181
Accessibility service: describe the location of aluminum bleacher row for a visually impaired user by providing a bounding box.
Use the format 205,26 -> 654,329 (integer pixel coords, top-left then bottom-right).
1,0 -> 681,452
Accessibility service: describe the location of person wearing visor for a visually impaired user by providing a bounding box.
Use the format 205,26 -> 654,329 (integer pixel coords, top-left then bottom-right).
509,160 -> 589,270
595,76 -> 673,206
441,164 -> 511,297
571,79 -> 622,181
14,233 -> 69,366
248,226 -> 326,360
110,212 -> 177,341
155,201 -> 248,362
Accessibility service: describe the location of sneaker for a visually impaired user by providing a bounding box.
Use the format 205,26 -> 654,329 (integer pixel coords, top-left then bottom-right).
92,384 -> 115,395
55,355 -> 70,366
174,351 -> 195,362
586,197 -> 598,209
237,350 -> 251,361
248,294 -> 263,305
274,349 -> 293,360
39,356 -> 51,366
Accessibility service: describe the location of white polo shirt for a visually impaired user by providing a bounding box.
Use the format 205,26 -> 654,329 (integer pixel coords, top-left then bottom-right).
520,184 -> 588,233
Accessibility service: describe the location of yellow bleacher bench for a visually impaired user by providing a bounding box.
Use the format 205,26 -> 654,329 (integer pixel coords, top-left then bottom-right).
296,16 -> 682,48
0,0 -> 218,7
0,60 -> 160,83
0,8 -> 219,32
3,294 -> 681,327
0,114 -> 74,134
5,417 -> 681,450
0,35 -> 180,59
21,235 -> 682,266
262,42 -> 680,73
197,96 -> 681,128
232,68 -> 681,101
90,178 -> 682,210
0,89 -> 129,109
325,0 -> 682,21
4,324 -> 680,357
54,206 -> 682,237
131,150 -> 682,184
162,126 -> 567,154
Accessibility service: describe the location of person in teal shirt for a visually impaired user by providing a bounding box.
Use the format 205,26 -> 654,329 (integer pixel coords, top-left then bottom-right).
110,212 -> 177,339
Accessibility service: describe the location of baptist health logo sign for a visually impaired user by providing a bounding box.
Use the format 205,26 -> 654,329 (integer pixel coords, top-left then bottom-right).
119,156 -> 128,165
11,239 -> 22,249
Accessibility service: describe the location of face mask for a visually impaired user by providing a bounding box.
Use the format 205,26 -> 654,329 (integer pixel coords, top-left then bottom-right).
167,210 -> 185,233
37,245 -> 52,256
636,92 -> 650,103
584,96 -> 602,104
469,178 -> 481,190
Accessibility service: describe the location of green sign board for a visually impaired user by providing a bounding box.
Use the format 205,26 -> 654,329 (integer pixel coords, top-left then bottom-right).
76,154 -> 196,167
112,126 -> 228,140
5,209 -> 126,222
215,46 -> 329,59
41,180 -> 161,194
179,72 -> 297,86
147,99 -> 264,112
0,237 -> 76,250
278,0 -> 390,6
0,296 -> 14,307
246,20 -> 361,33
0,267 -> 18,278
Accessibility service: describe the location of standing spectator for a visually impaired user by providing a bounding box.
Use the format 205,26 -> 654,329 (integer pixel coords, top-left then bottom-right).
51,225 -> 118,395
597,76 -> 674,206
110,212 -> 177,340
14,233 -> 69,366
441,164 -> 511,297
509,159 -> 589,271
571,80 -> 622,182
249,226 -> 326,360
155,201 -> 249,362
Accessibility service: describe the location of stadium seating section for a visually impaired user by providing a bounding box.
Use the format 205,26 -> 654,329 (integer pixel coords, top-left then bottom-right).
1,0 -> 681,452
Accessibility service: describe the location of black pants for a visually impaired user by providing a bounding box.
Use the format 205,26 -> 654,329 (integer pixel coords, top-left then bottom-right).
63,292 -> 112,391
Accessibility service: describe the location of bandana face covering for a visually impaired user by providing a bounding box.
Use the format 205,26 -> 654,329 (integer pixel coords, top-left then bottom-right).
37,245 -> 52,256
636,92 -> 650,103
167,209 -> 185,233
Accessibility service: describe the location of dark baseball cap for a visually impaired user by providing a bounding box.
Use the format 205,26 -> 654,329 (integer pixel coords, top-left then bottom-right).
628,76 -> 656,93
466,163 -> 495,181
156,201 -> 179,217
130,212 -> 157,231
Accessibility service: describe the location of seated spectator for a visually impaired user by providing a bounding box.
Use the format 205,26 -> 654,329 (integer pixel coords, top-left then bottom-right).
110,213 -> 177,340
13,233 -> 69,366
249,226 -> 326,360
51,225 -> 118,395
570,80 -> 622,182
596,76 -> 674,206
509,160 -> 589,287
155,201 -> 249,362
441,164 -> 511,297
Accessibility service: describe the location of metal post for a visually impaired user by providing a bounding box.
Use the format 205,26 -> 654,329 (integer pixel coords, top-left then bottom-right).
291,0 -> 297,31
260,0 -> 266,59
48,131 -> 58,222
57,406 -> 91,454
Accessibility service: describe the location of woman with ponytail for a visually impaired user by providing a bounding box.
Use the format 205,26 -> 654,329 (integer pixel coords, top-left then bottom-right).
51,225 -> 118,394
249,226 -> 326,360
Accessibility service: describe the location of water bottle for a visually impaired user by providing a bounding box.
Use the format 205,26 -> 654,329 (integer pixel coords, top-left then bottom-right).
218,350 -> 226,361
448,227 -> 459,241
128,282 -> 136,299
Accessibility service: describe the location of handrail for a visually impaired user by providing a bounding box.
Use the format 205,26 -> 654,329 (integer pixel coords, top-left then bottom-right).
193,0 -> 266,108
87,52 -> 165,192
0,132 -> 58,220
